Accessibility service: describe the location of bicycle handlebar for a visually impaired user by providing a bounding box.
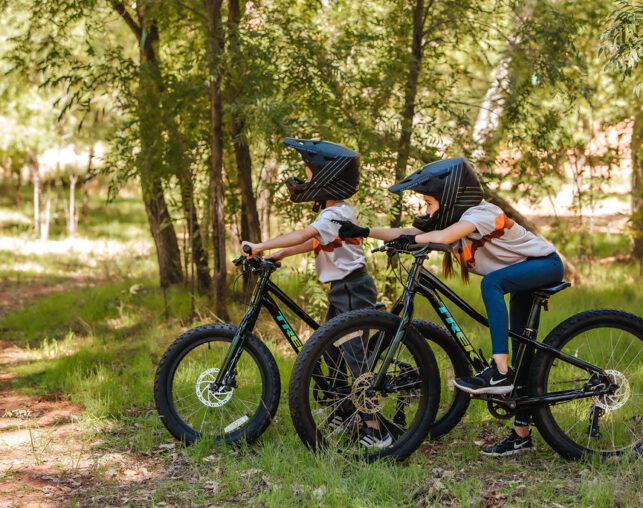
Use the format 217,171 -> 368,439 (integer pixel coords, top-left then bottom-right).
371,242 -> 451,255
232,247 -> 281,270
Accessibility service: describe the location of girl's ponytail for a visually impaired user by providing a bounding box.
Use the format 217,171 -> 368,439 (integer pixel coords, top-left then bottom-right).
442,252 -> 470,283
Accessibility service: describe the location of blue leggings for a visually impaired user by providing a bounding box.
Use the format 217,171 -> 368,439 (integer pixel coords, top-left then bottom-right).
480,252 -> 564,355
480,252 -> 564,426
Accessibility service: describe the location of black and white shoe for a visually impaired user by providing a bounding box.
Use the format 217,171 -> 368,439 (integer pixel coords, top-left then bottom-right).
481,429 -> 533,456
359,426 -> 392,449
328,413 -> 346,434
453,359 -> 514,395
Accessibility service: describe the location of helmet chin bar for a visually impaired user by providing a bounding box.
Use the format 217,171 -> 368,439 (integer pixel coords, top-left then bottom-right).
412,211 -> 442,232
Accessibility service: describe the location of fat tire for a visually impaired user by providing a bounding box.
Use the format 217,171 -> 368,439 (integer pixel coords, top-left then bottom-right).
530,309 -> 643,460
154,323 -> 281,445
288,310 -> 441,462
412,319 -> 472,438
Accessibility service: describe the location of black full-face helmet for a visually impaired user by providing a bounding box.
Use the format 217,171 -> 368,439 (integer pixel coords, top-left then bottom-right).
389,157 -> 483,231
283,138 -> 360,211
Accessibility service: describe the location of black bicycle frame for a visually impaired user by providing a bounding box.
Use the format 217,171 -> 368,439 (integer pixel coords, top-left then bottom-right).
215,261 -> 320,386
376,248 -> 611,405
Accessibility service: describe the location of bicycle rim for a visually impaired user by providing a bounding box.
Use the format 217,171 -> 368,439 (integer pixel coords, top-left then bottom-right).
168,337 -> 266,441
542,323 -> 642,456
306,324 -> 431,457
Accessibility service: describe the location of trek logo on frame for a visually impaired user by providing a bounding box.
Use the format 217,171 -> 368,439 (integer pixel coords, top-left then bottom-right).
275,312 -> 303,349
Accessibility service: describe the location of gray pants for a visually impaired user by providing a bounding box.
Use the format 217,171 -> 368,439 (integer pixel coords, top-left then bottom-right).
325,266 -> 378,387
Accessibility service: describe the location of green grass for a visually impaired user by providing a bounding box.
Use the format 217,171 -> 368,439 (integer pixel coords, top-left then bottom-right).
1,185 -> 641,506
1,261 -> 641,506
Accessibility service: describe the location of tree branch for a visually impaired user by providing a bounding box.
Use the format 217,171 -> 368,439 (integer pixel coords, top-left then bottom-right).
171,0 -> 207,22
111,1 -> 142,41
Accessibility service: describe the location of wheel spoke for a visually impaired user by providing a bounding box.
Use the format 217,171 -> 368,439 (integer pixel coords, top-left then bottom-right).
542,316 -> 642,457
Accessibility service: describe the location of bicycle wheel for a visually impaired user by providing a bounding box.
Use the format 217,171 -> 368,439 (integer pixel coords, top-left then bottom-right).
412,320 -> 472,439
154,324 -> 281,445
530,309 -> 643,459
288,310 -> 440,462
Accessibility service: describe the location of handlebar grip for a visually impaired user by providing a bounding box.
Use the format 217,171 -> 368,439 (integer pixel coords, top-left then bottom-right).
425,242 -> 451,252
242,244 -> 252,254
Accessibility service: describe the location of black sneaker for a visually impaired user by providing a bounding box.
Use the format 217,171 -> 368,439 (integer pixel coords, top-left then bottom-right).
359,425 -> 392,449
481,429 -> 533,456
453,359 -> 514,395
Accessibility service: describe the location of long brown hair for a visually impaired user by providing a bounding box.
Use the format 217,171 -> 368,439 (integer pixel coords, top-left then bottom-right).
442,252 -> 470,283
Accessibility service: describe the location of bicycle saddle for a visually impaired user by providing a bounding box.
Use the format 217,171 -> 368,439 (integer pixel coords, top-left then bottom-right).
533,282 -> 571,298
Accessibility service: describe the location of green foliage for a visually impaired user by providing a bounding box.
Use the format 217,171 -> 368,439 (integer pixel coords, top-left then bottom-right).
600,0 -> 643,95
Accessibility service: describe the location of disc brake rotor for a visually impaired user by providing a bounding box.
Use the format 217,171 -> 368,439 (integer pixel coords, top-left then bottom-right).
593,369 -> 630,411
350,372 -> 381,414
196,368 -> 234,408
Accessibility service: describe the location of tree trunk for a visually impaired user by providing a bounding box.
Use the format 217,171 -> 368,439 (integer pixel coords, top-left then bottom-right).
112,1 -> 184,288
68,174 -> 77,236
15,163 -> 22,207
142,177 -> 184,287
229,115 -> 261,243
81,182 -> 89,218
41,182 -> 51,242
30,153 -> 40,238
227,0 -> 261,244
177,172 -> 213,292
391,0 -> 426,229
257,158 -> 278,241
206,0 -> 229,320
632,102 -> 643,271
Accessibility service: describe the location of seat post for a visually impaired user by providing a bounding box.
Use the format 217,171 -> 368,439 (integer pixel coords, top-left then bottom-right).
510,295 -> 547,389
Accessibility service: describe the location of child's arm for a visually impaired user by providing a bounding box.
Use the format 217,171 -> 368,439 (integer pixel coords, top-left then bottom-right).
333,220 -> 422,242
368,227 -> 423,241
264,238 -> 315,261
242,225 -> 318,257
415,221 -> 476,244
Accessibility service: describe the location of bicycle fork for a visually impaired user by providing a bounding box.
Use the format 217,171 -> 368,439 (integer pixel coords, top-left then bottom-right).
370,258 -> 422,390
214,270 -> 270,388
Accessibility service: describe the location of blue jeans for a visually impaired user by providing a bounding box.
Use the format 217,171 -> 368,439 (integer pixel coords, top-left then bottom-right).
480,252 -> 564,426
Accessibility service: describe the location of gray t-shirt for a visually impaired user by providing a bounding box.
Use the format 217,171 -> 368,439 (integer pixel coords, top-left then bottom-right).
453,201 -> 556,276
310,201 -> 366,283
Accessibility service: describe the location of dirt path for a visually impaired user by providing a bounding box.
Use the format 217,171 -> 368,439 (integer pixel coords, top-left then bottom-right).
0,341 -> 172,506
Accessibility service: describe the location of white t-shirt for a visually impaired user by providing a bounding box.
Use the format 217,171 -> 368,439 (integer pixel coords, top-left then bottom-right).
453,201 -> 556,276
310,201 -> 366,283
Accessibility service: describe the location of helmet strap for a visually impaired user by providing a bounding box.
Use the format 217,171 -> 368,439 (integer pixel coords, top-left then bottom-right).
312,200 -> 327,212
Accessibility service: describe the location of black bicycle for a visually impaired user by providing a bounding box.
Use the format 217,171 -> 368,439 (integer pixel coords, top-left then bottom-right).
154,249 -> 441,459
288,242 -> 643,460
154,253 -> 316,445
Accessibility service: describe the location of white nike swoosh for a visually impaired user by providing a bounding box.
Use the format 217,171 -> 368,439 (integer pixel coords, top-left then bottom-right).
513,441 -> 528,449
489,378 -> 506,385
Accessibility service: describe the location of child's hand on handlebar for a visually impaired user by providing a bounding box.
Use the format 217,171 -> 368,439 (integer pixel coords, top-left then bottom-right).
386,234 -> 417,250
331,219 -> 370,239
263,251 -> 284,262
241,241 -> 260,258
